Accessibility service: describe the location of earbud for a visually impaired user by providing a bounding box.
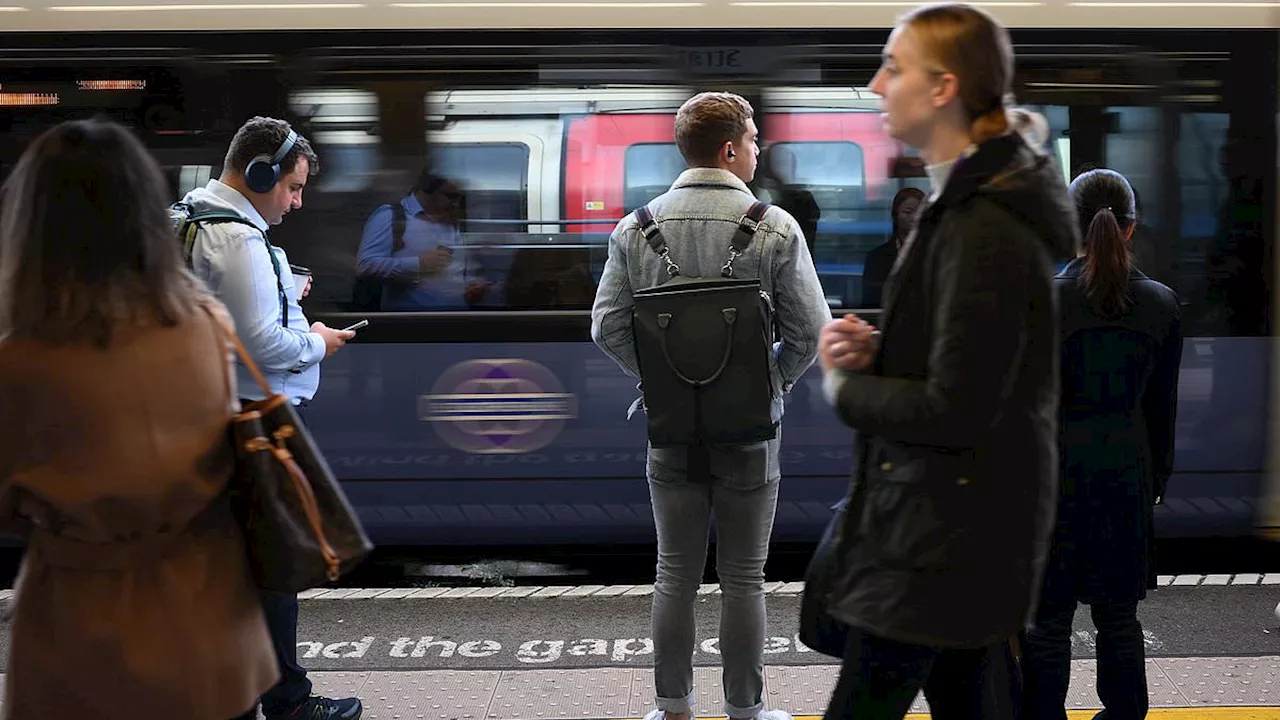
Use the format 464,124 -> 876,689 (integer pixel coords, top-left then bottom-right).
727,149 -> 736,158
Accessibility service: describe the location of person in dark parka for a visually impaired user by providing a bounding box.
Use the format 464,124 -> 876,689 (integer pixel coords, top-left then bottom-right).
812,3 -> 1078,717
1021,168 -> 1182,720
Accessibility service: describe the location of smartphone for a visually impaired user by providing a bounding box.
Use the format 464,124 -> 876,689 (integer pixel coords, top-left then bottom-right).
342,319 -> 369,332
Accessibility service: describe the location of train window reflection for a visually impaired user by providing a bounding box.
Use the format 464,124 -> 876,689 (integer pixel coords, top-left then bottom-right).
760,92 -> 903,309
347,85 -> 695,313
434,142 -> 530,234
624,143 -> 684,213
773,141 -> 864,188
277,79 -> 1268,331
290,88 -> 378,193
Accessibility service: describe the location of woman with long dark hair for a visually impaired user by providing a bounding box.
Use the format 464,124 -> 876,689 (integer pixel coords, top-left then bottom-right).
1021,168 -> 1182,720
0,118 -> 278,720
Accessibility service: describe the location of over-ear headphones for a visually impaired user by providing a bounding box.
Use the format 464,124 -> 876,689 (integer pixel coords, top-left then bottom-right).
244,129 -> 298,194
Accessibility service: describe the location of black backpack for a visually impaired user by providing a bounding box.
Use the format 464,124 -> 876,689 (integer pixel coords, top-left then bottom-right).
350,201 -> 407,311
631,201 -> 778,448
171,201 -> 290,327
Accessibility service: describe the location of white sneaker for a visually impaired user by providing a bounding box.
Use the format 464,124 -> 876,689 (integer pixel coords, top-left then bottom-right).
645,709 -> 671,720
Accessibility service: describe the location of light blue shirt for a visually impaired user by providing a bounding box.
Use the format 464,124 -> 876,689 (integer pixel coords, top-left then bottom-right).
355,193 -> 472,310
183,179 -> 325,405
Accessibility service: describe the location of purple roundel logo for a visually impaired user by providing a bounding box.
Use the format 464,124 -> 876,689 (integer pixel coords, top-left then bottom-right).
420,359 -> 578,454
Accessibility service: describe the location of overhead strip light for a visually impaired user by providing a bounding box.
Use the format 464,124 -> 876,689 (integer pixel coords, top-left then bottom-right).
50,3 -> 366,11
391,1 -> 702,5
731,1 -> 1041,5
1071,2 -> 1280,6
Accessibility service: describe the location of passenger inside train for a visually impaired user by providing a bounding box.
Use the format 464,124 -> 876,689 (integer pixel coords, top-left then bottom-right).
354,171 -> 499,311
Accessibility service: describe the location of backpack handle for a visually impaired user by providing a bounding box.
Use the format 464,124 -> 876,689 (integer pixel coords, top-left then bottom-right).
656,308 -> 738,387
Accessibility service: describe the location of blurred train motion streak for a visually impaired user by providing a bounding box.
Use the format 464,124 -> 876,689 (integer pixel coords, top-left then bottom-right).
0,1 -> 1277,545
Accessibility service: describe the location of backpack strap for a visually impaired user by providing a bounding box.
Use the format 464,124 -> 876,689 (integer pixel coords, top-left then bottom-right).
388,201 -> 408,254
722,201 -> 771,278
183,207 -> 290,329
636,205 -> 680,277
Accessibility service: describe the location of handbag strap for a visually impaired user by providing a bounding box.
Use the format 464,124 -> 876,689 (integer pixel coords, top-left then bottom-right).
199,303 -> 344,583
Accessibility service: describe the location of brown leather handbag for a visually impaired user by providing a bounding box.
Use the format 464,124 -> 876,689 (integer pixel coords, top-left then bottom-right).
206,307 -> 374,593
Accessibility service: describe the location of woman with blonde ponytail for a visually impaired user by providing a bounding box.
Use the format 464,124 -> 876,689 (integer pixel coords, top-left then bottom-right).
809,3 -> 1079,718
1021,168 -> 1182,720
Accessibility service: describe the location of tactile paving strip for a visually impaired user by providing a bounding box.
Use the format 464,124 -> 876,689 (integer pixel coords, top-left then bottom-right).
489,668 -> 633,719
764,665 -> 842,713
1062,660 -> 1186,707
1156,656 -> 1278,706
282,657 -> 1280,720
629,666 -> 726,716
309,670 -> 373,700
355,670 -> 500,720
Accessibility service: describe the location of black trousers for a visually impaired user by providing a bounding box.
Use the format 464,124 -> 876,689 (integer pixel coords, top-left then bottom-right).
231,399 -> 315,720
1021,596 -> 1147,720
824,626 -> 1021,720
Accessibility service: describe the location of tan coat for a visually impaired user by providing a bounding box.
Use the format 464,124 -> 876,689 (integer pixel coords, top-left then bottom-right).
0,300 -> 278,720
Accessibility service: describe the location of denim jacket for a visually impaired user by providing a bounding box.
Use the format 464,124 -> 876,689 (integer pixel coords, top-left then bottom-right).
590,168 -> 831,422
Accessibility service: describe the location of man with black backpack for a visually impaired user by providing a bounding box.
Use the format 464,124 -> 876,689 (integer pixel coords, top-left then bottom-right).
175,116 -> 361,720
590,92 -> 829,720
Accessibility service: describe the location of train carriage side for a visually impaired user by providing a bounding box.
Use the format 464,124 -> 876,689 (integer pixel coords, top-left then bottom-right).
0,6 -> 1273,545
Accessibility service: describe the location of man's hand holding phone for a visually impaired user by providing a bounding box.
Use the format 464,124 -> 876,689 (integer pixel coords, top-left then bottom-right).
311,321 -> 358,358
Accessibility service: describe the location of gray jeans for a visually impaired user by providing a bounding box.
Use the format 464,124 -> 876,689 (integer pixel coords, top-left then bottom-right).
647,434 -> 782,718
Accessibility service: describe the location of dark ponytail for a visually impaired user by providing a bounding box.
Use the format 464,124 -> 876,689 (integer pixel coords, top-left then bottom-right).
1068,168 -> 1137,319
1081,206 -> 1133,317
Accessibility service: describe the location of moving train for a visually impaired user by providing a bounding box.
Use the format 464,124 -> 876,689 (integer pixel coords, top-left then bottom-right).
0,1 -> 1276,544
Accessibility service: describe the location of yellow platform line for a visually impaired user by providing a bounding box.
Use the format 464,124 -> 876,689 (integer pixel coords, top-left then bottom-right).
629,709 -> 1280,720
778,707 -> 1280,712
379,709 -> 1280,720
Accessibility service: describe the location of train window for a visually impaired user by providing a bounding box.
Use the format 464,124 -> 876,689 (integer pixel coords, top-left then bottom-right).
1104,106 -> 1163,232
761,93 -> 900,309
290,88 -> 379,194
771,141 -> 864,188
624,143 -> 685,213
434,142 -> 530,234
1178,113 -> 1229,241
283,84 -> 697,313
311,132 -> 378,193
763,139 -> 865,242
175,164 -> 214,198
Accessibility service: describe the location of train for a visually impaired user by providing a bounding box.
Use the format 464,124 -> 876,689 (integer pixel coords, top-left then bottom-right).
0,1 -> 1276,544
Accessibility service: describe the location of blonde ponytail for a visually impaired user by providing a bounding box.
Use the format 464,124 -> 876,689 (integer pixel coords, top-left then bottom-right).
970,106 -> 1010,144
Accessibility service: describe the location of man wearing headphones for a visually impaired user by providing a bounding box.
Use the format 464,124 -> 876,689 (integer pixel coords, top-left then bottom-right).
182,116 -> 361,720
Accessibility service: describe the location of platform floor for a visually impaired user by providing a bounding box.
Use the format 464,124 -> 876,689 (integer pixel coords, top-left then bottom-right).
290,657 -> 1280,719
